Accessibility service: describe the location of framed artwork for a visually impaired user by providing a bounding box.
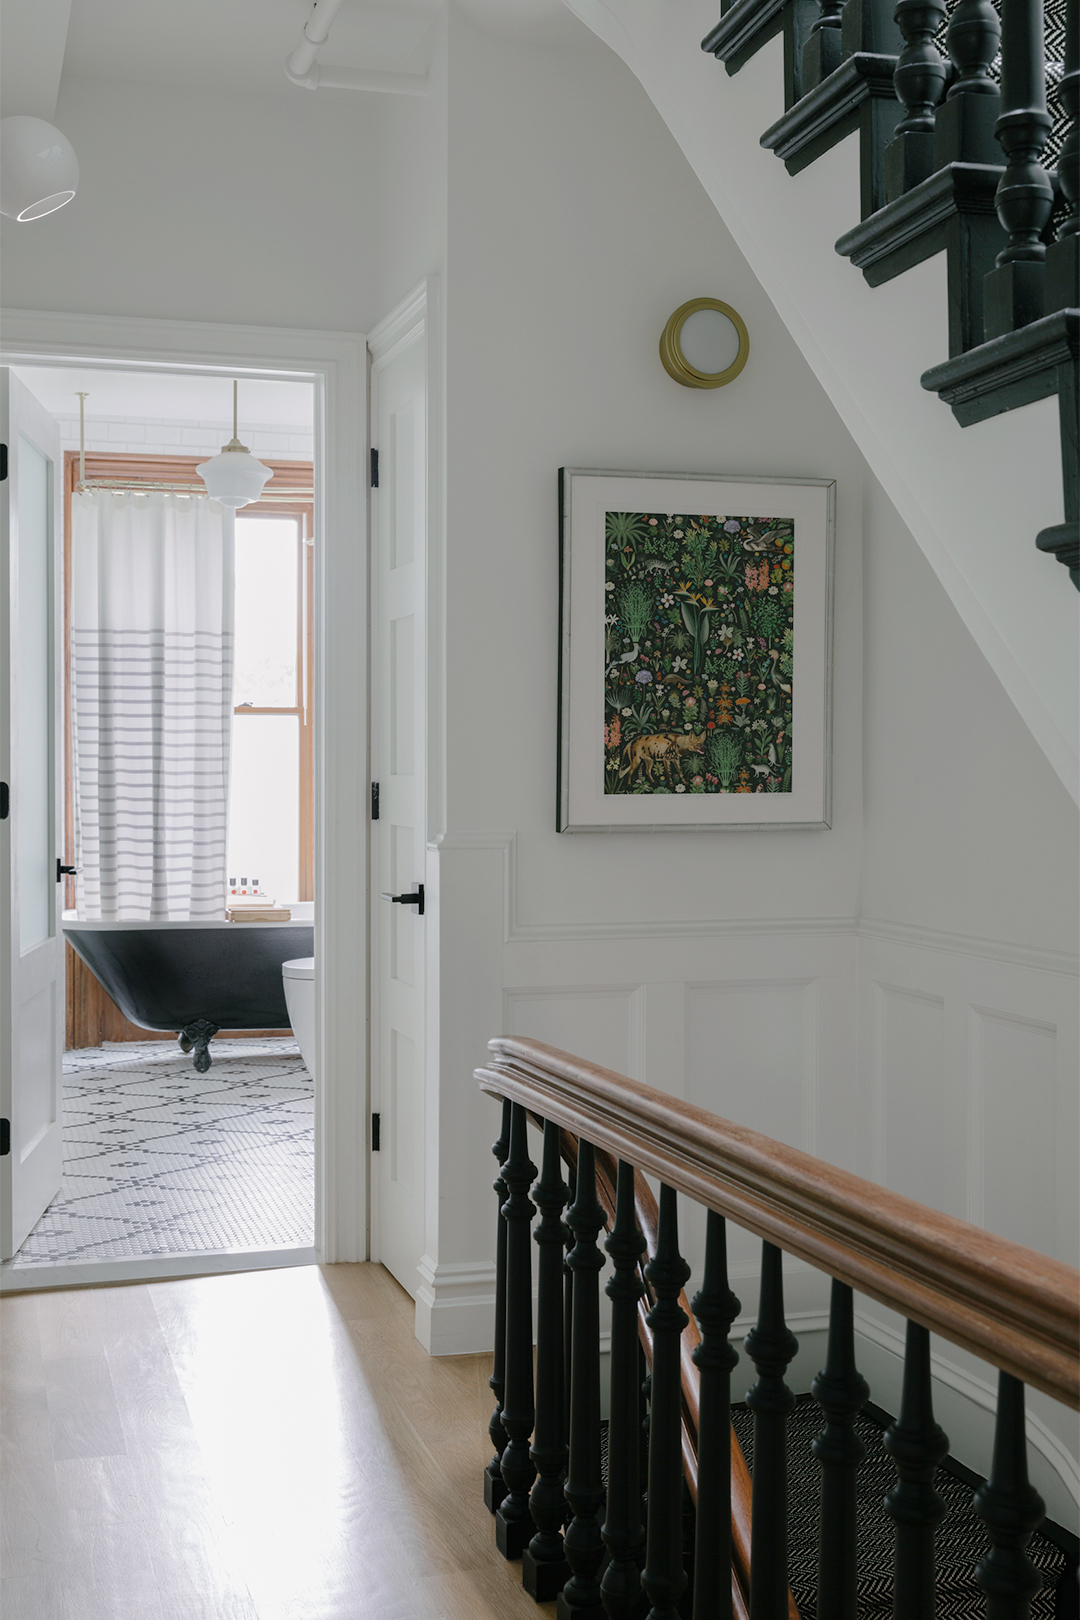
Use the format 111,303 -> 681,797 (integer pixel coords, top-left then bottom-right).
557,469 -> 835,832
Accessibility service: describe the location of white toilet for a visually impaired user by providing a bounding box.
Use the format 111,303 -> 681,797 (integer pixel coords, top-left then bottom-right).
282,957 -> 315,1078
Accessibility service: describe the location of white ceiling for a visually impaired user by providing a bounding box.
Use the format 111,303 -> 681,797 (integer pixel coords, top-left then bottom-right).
60,0 -> 440,97
12,365 -> 314,427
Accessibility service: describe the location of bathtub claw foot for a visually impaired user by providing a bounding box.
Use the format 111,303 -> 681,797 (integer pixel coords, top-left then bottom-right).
181,1019 -> 219,1073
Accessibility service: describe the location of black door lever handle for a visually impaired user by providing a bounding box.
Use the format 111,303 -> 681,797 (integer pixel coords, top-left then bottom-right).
57,860 -> 79,881
380,884 -> 424,916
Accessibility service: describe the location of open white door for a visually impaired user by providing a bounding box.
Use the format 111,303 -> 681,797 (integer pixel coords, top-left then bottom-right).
0,369 -> 65,1259
370,304 -> 427,1298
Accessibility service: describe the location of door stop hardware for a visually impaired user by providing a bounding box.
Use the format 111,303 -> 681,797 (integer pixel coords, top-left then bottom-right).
380,884 -> 424,916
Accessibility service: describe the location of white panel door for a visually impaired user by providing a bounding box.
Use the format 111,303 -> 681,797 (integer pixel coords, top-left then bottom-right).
371,324 -> 427,1296
0,369 -> 64,1258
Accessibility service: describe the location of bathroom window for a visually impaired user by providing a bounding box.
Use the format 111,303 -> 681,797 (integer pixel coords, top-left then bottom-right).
229,511 -> 314,903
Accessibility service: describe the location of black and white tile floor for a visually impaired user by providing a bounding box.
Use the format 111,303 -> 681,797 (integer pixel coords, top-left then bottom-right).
8,1039 -> 314,1268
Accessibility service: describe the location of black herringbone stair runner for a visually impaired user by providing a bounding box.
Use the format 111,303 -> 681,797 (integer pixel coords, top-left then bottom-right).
730,1396 -> 1074,1617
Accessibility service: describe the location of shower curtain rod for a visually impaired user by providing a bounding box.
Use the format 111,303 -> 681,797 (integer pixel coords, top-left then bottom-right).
76,478 -> 314,501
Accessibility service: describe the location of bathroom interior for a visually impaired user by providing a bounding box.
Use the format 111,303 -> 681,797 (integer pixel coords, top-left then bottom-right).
4,362 -> 320,1281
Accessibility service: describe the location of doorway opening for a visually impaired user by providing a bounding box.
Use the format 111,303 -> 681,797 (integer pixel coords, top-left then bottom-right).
3,361 -> 323,1284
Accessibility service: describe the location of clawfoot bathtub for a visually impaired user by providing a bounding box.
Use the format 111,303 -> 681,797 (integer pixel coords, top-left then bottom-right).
64,920 -> 315,1072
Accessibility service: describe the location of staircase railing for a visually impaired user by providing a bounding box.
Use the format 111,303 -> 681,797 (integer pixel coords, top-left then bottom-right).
701,0 -> 1079,588
477,1035 -> 1079,1619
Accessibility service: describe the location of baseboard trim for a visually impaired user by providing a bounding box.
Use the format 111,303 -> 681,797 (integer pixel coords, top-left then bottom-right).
0,1245 -> 319,1294
415,1255 -> 498,1356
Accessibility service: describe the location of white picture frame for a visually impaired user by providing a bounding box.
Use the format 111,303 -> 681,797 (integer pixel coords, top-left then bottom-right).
557,468 -> 835,832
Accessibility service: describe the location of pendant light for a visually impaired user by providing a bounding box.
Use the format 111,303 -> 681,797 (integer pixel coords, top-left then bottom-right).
0,116 -> 79,221
196,381 -> 273,508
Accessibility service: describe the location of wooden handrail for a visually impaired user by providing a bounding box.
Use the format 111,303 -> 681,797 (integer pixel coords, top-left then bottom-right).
478,1038 -> 1080,1409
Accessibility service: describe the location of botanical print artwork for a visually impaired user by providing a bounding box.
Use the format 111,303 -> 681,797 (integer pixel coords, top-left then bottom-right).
603,512 -> 795,796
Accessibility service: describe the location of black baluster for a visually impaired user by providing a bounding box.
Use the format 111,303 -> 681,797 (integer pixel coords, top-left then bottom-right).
600,1161 -> 647,1619
485,1099 -> 512,1513
984,0 -> 1055,336
1045,0 -> 1079,314
884,1321 -> 949,1618
812,1280 -> 869,1619
932,0 -> 1002,166
558,1139 -> 607,1620
641,1185 -> 691,1620
802,0 -> 846,92
691,1212 -> 741,1620
524,1120 -> 571,1600
565,1159 -> 576,1459
884,0 -> 948,199
496,1102 -> 537,1559
974,1373 -> 1046,1619
744,1242 -> 799,1620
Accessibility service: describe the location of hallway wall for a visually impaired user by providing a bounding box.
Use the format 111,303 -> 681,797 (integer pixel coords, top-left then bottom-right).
419,7 -> 1078,1516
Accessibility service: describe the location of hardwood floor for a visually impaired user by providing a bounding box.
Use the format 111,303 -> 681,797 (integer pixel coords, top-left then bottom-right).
1,1263 -> 558,1619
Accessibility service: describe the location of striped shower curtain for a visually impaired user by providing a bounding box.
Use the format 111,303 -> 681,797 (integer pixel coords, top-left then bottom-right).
71,491 -> 235,920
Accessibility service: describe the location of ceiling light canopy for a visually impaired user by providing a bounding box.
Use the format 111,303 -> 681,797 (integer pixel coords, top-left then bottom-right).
197,381 -> 273,509
0,116 -> 79,221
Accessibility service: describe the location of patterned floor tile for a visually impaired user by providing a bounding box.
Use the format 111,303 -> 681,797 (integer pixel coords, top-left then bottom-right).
9,1040 -> 314,1267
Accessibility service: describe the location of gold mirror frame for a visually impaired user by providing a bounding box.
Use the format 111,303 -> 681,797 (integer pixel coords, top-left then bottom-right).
659,297 -> 750,389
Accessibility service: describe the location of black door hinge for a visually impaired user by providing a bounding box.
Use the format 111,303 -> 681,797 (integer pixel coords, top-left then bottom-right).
371,782 -> 380,821
372,1112 -> 381,1152
0,782 -> 7,820
0,1119 -> 10,1157
370,448 -> 379,488
0,445 -> 7,482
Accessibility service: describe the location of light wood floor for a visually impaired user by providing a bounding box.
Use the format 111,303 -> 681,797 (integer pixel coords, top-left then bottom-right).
1,1263 -> 559,1619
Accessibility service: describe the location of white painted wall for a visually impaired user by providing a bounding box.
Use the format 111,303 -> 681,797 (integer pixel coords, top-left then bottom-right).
416,8 -> 1078,1514
560,0 -> 1080,806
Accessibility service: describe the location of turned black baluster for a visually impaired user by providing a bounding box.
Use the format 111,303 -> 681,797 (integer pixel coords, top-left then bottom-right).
984,0 -> 1055,336
691,1212 -> 741,1620
641,1185 -> 691,1620
802,0 -> 845,92
883,1321 -> 949,1618
811,1280 -> 869,1620
524,1120 -> 571,1600
932,0 -> 1002,167
974,1373 -> 1047,1619
884,0 -> 948,199
496,1102 -> 537,1559
1045,0 -> 1079,313
485,1099 -> 512,1512
600,1161 -> 647,1619
558,1139 -> 607,1620
744,1242 -> 799,1620
1038,0 -> 1080,583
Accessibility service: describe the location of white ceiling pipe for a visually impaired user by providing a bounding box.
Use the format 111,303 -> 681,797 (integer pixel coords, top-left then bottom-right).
285,0 -> 346,80
285,0 -> 428,95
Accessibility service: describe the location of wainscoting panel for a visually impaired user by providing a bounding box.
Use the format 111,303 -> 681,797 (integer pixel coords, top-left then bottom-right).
875,983 -> 946,1213
972,1006 -> 1058,1258
686,979 -> 816,1152
504,985 -> 645,1078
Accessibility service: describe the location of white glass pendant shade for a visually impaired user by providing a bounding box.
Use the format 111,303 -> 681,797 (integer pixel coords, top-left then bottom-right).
196,445 -> 274,509
0,116 -> 79,221
197,381 -> 273,509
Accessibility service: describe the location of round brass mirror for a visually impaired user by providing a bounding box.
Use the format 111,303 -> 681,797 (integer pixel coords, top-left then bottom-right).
660,297 -> 750,389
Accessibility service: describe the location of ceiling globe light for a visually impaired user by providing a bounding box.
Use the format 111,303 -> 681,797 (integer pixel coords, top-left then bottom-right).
0,116 -> 79,221
197,381 -> 273,509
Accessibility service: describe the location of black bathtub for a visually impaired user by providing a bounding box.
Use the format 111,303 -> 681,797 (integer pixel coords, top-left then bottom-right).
64,920 -> 315,1072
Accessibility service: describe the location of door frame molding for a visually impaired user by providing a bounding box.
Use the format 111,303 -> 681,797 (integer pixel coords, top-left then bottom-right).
0,308 -> 368,1264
